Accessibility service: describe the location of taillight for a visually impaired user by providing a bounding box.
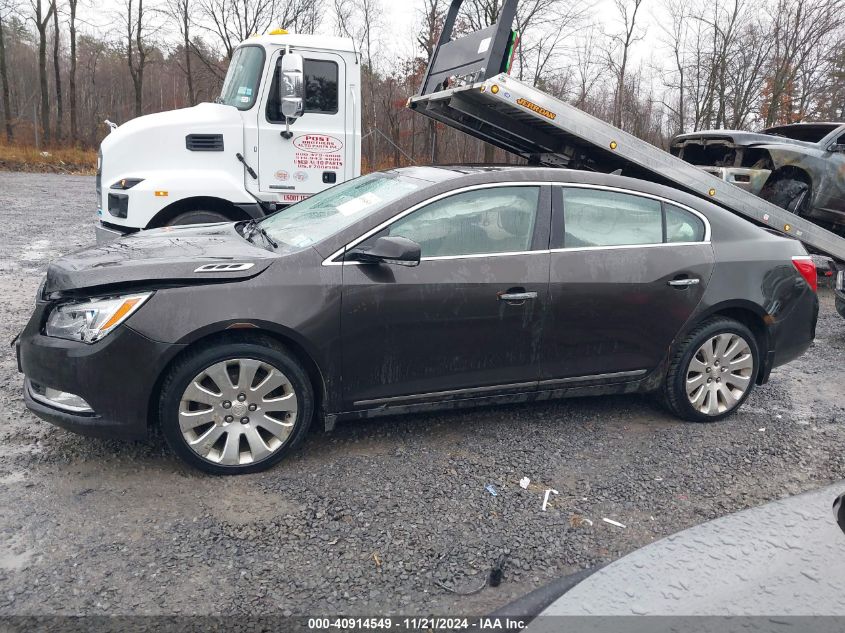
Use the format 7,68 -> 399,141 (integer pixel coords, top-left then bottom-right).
792,256 -> 817,292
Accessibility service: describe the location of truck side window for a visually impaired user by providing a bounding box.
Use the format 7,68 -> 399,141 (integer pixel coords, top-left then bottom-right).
266,58 -> 339,121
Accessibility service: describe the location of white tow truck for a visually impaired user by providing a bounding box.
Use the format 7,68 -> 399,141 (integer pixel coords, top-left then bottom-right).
95,30 -> 361,243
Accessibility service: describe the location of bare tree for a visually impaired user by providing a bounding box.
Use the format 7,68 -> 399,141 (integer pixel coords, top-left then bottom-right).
605,0 -> 644,129
0,0 -> 13,141
167,0 -> 195,105
67,0 -> 77,141
762,0 -> 844,125
125,0 -> 154,118
30,0 -> 55,144
51,0 -> 62,139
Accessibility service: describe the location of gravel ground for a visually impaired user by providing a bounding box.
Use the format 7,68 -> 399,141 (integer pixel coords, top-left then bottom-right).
0,171 -> 844,616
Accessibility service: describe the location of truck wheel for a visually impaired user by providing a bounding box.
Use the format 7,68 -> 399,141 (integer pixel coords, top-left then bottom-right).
167,210 -> 231,226
760,177 -> 811,216
662,317 -> 759,423
159,336 -> 314,475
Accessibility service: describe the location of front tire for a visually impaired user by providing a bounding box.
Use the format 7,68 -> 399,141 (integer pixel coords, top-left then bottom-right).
159,337 -> 314,474
760,177 -> 811,216
167,210 -> 231,226
662,318 -> 759,422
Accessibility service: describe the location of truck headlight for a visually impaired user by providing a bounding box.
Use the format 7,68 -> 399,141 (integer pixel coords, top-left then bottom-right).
45,292 -> 152,343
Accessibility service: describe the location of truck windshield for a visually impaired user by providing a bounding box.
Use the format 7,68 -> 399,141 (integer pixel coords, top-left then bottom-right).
260,173 -> 426,249
219,46 -> 265,110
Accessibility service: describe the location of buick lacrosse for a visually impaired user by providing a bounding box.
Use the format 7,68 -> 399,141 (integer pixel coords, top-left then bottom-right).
17,167 -> 818,473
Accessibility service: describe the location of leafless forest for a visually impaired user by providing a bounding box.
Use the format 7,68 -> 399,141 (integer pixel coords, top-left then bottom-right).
0,0 -> 843,168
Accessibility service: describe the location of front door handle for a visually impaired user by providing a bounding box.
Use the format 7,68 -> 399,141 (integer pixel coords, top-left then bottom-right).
667,278 -> 700,287
498,290 -> 538,303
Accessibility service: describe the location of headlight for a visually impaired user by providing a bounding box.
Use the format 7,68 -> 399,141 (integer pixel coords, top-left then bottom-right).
45,292 -> 152,343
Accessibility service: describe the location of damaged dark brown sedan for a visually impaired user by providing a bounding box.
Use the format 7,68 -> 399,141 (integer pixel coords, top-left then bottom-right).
17,167 -> 819,474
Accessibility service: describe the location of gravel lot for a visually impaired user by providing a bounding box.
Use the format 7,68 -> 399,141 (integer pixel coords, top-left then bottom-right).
0,171 -> 844,616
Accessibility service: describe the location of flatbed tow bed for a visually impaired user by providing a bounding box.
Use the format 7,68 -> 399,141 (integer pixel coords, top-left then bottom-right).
408,0 -> 845,263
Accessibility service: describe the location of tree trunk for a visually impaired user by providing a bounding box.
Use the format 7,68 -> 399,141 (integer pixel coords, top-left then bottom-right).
53,3 -> 63,141
183,10 -> 194,105
0,14 -> 12,142
69,0 -> 77,142
38,21 -> 51,145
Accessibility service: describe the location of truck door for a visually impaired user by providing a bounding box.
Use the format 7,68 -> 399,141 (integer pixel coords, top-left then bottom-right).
258,49 -> 349,204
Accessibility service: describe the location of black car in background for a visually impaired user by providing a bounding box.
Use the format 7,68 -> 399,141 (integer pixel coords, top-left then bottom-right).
17,167 -> 819,474
837,269 -> 845,320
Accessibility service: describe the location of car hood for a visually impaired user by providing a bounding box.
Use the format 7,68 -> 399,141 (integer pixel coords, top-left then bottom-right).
44,223 -> 277,295
670,129 -> 817,149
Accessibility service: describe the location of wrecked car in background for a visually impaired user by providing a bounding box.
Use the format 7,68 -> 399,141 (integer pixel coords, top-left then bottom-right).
671,123 -> 845,236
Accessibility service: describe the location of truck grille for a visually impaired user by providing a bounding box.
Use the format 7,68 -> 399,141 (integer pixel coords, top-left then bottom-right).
185,134 -> 224,151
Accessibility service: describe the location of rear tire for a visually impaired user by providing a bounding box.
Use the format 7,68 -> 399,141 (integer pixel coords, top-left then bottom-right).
159,336 -> 314,475
760,177 -> 811,216
662,318 -> 759,423
167,210 -> 231,226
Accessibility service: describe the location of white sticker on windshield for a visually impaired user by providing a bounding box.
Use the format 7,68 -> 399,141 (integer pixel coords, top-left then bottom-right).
336,191 -> 382,216
478,37 -> 491,54
290,234 -> 312,247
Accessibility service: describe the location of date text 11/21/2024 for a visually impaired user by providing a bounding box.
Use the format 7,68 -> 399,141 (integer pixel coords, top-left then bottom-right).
306,617 -> 527,631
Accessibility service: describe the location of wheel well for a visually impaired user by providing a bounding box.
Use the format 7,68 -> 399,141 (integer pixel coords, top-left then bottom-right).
765,165 -> 812,189
147,328 -> 326,430
705,306 -> 768,370
146,196 -> 250,229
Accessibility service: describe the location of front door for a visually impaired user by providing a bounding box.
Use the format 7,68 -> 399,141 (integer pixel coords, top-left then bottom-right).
540,185 -> 715,383
257,49 -> 349,204
340,185 -> 551,409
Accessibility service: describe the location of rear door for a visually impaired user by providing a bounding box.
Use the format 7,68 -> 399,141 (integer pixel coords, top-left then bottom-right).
539,185 -> 715,384
339,184 -> 551,409
258,49 -> 349,204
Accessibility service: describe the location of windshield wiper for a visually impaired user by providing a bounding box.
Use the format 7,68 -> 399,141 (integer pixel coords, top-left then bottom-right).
241,219 -> 278,249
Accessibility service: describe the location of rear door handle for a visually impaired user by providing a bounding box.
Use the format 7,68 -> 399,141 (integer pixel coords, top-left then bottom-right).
667,278 -> 700,287
498,291 -> 538,302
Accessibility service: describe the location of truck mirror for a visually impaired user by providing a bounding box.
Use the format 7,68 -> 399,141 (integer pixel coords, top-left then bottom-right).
280,53 -> 305,119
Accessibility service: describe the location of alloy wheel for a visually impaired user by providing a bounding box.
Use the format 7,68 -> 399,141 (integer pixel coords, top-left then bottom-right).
178,358 -> 298,465
685,333 -> 753,415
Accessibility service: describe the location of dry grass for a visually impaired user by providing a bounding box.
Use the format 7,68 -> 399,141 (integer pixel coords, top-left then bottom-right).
0,143 -> 97,175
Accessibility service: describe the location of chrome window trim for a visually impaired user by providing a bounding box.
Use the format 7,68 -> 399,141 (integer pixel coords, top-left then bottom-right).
321,181 -> 712,266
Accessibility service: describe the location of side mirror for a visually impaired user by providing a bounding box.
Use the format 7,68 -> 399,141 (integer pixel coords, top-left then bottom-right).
280,53 -> 305,120
347,236 -> 421,267
828,143 -> 845,153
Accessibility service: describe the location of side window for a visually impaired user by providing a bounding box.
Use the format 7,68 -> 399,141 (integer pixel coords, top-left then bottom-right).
267,58 -> 339,121
560,188 -> 662,248
384,187 -> 540,258
665,204 -> 705,243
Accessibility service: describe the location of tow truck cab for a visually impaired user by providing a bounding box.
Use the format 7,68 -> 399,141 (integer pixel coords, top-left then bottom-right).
96,32 -> 361,243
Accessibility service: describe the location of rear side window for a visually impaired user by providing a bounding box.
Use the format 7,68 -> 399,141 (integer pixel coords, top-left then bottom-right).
560,189 -> 662,248
554,188 -> 707,248
665,204 -> 705,243
267,58 -> 339,121
385,186 -> 540,258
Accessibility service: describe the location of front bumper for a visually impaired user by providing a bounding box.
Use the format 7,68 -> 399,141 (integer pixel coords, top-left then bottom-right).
701,166 -> 771,194
95,221 -> 132,245
17,304 -> 184,440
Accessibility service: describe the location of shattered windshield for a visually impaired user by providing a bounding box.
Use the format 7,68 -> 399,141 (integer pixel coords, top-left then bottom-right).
219,45 -> 265,110
260,172 -> 427,249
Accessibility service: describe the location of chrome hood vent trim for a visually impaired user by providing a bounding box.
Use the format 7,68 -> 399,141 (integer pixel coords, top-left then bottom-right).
194,262 -> 256,273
